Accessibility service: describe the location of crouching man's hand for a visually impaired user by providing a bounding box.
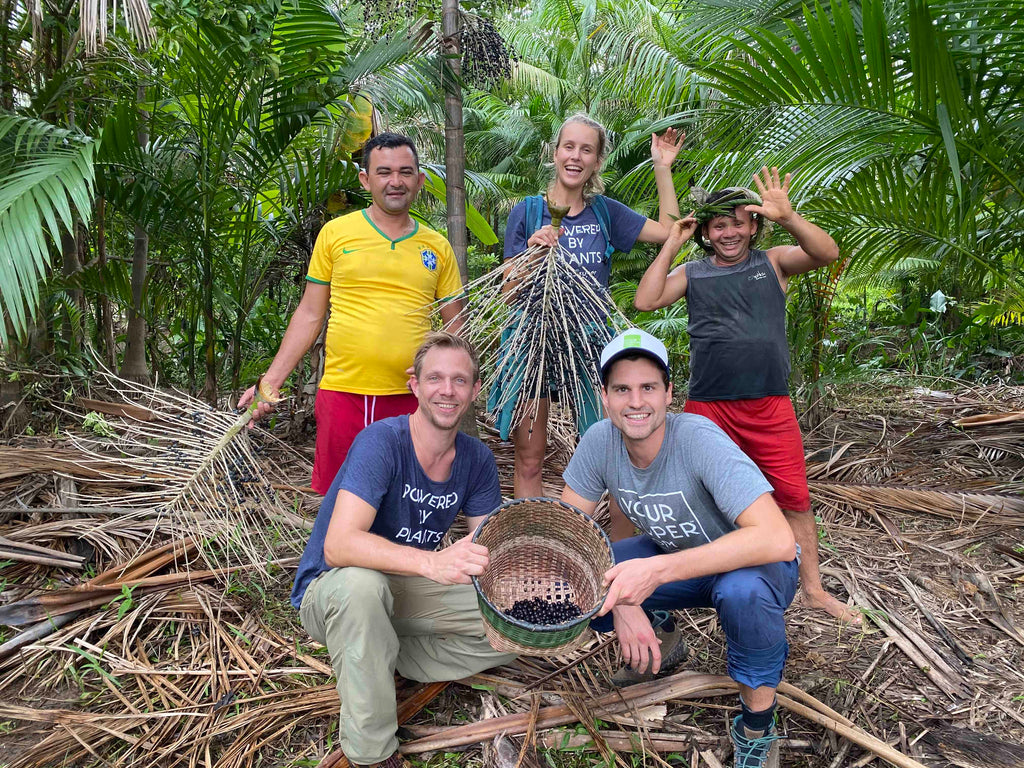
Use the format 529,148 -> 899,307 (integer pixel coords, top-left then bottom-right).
426,534 -> 490,585
612,604 -> 662,675
599,556 -> 667,615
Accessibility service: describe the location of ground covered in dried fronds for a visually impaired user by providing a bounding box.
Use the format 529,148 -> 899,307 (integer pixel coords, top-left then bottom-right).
0,378 -> 1022,768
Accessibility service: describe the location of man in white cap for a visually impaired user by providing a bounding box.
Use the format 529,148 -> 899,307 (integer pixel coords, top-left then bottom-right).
561,328 -> 798,768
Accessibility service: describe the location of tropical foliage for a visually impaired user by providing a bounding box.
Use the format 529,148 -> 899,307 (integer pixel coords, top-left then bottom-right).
1,0 -> 1022,401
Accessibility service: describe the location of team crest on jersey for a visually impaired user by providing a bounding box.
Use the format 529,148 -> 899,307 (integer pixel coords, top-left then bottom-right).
421,249 -> 438,271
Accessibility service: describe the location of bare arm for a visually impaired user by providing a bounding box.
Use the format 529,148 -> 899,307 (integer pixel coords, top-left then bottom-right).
634,214 -> 697,310
238,281 -> 330,419
635,129 -> 685,244
599,493 -> 796,614
561,485 -> 598,516
747,167 -> 840,278
607,496 -> 636,541
562,485 -> 663,674
323,490 -> 490,585
439,296 -> 466,334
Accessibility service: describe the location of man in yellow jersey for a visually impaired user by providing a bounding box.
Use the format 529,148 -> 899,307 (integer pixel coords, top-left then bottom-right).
240,133 -> 465,493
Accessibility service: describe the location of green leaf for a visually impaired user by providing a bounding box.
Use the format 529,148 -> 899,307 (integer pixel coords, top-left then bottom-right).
421,168 -> 499,246
0,116 -> 97,348
935,103 -> 962,198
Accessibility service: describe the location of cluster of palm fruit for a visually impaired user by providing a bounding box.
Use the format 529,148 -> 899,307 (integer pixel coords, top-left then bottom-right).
428,197 -> 629,437
461,14 -> 514,86
506,596 -> 583,626
362,0 -> 417,38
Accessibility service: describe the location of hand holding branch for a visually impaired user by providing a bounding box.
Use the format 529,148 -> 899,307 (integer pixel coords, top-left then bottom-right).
526,224 -> 562,250
237,378 -> 283,427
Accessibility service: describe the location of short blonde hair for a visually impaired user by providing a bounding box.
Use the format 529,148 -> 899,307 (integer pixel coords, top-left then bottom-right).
550,114 -> 610,201
413,332 -> 481,383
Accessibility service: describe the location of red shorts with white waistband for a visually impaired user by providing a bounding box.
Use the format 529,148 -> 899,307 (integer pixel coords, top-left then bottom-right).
683,395 -> 811,512
311,389 -> 418,495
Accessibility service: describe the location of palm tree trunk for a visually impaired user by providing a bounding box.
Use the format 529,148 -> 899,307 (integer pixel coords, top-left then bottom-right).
120,87 -> 151,384
95,197 -> 116,368
120,221 -> 151,382
442,0 -> 468,284
441,0 -> 478,438
201,237 -> 217,404
59,223 -> 83,354
1,1 -> 14,111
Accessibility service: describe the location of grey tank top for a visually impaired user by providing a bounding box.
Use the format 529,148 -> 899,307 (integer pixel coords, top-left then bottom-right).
684,250 -> 790,400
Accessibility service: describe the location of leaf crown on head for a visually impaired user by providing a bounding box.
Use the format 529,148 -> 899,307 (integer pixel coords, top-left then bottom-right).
689,185 -> 761,223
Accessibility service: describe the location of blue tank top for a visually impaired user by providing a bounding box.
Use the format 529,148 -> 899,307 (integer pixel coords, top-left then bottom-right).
684,250 -> 790,400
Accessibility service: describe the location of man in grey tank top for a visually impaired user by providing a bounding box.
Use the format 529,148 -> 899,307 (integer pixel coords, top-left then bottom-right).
634,167 -> 859,624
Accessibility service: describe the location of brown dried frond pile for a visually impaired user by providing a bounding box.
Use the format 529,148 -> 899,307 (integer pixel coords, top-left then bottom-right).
0,380 -> 1022,767
465,381 -> 1024,767
0,377 -> 325,767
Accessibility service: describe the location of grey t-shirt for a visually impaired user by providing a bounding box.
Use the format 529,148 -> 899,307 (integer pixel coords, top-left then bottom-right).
562,413 -> 772,552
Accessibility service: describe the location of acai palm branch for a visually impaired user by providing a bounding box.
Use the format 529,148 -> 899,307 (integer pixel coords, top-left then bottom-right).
431,236 -> 630,437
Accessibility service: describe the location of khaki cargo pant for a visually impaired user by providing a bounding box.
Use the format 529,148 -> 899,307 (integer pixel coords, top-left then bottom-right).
300,567 -> 516,765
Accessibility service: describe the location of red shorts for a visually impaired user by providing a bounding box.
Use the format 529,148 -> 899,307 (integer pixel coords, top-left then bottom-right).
684,395 -> 810,512
311,389 -> 418,494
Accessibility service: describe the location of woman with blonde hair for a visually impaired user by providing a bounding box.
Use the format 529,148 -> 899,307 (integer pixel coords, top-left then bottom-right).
500,114 -> 685,498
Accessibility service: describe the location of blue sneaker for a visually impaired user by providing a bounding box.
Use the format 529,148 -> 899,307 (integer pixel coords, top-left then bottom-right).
730,715 -> 780,768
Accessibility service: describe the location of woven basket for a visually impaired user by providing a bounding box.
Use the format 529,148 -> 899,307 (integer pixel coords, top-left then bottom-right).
472,497 -> 614,656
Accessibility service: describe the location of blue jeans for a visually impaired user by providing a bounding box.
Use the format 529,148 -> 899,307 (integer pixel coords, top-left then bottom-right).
591,536 -> 799,690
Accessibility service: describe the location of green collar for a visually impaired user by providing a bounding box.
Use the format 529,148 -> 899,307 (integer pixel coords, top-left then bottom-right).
362,209 -> 419,250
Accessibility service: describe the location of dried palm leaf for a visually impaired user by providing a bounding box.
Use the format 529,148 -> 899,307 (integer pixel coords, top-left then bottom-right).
51,372 -> 302,576
78,0 -> 155,54
809,481 -> 1024,526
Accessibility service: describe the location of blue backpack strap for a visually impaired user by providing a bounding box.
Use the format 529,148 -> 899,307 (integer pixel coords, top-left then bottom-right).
590,194 -> 615,261
523,194 -> 545,238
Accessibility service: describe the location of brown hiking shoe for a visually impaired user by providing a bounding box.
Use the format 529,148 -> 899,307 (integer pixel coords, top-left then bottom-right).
610,623 -> 690,687
355,752 -> 413,768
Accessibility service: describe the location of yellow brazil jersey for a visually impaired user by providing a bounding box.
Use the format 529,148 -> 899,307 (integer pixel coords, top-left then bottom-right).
306,210 -> 463,395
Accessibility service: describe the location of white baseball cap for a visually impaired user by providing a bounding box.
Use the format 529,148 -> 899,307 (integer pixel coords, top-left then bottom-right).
599,329 -> 669,383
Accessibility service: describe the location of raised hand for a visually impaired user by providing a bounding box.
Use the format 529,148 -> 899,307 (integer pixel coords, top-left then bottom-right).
748,166 -> 794,223
427,533 -> 490,585
650,128 -> 686,169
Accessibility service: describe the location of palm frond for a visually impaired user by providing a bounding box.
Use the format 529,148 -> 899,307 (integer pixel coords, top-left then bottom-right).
0,115 -> 97,348
57,373 -> 303,576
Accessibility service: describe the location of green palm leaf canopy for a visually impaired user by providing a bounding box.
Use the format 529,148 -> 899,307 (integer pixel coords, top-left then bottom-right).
0,116 -> 97,348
